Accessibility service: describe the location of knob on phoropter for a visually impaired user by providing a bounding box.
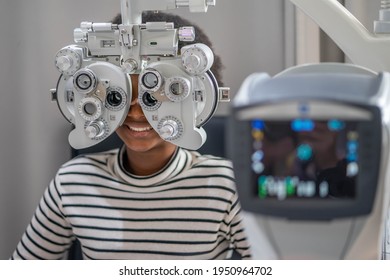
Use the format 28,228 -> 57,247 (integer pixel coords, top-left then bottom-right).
164,77 -> 191,102
157,117 -> 183,141
55,47 -> 82,76
84,120 -> 107,140
140,69 -> 163,93
181,43 -> 214,75
73,69 -> 98,94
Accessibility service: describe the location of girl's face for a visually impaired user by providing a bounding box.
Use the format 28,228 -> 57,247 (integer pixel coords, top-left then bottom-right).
116,75 -> 176,154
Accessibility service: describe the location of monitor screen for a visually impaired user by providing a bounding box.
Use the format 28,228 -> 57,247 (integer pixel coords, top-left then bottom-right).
233,101 -> 381,219
250,119 -> 359,200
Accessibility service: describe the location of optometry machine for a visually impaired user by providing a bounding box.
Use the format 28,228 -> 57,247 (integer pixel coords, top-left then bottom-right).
50,0 -> 229,150
230,0 -> 390,259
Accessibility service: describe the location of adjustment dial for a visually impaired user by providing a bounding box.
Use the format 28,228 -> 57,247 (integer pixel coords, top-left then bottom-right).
140,69 -> 163,93
181,43 -> 214,75
73,68 -> 98,94
55,47 -> 82,76
84,119 -> 109,140
164,77 -> 190,102
157,116 -> 183,141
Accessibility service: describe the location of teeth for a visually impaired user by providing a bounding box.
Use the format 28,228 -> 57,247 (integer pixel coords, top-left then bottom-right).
128,125 -> 153,132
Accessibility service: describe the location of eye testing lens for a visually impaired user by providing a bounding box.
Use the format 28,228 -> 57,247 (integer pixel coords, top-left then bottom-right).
106,91 -> 123,107
142,92 -> 158,107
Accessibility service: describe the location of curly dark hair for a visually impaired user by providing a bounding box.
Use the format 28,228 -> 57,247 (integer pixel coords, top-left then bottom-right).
112,11 -> 224,85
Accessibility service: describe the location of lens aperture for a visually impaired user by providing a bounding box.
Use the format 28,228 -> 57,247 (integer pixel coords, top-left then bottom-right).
142,92 -> 158,107
83,102 -> 97,116
107,91 -> 123,107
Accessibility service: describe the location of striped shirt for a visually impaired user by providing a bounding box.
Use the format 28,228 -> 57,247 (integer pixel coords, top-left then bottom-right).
11,147 -> 252,260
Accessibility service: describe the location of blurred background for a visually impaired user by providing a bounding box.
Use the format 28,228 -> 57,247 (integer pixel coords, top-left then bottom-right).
0,0 -> 382,259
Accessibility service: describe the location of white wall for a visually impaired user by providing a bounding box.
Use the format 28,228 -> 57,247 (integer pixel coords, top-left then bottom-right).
0,0 -> 121,259
0,0 -> 288,259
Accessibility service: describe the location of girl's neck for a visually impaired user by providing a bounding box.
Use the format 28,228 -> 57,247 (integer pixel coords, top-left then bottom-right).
124,145 -> 177,176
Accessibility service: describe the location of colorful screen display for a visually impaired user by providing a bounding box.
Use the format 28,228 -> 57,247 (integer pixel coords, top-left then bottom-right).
250,119 -> 359,200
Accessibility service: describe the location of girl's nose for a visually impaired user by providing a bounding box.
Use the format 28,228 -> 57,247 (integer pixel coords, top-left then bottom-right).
130,96 -> 139,106
127,74 -> 145,117
129,74 -> 139,105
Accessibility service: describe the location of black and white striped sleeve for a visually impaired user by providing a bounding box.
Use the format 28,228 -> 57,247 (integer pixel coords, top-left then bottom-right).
226,192 -> 252,259
11,174 -> 74,260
